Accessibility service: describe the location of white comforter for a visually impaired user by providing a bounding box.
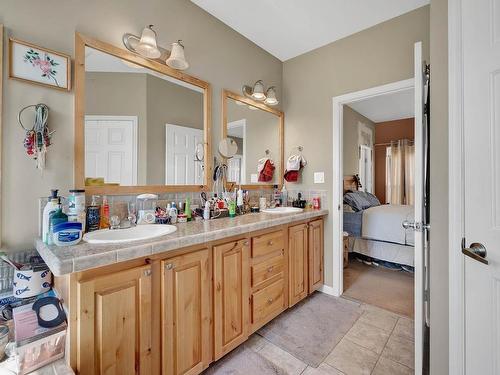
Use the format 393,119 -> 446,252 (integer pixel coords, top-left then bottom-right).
361,204 -> 414,246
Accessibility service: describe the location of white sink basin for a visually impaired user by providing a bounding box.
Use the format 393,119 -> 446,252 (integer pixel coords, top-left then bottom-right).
83,225 -> 177,244
261,207 -> 304,214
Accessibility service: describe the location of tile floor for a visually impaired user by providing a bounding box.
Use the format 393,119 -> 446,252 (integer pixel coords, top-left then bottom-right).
210,299 -> 414,375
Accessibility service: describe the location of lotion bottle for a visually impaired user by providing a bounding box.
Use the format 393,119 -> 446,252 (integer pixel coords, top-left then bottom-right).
42,189 -> 59,244
100,195 -> 110,229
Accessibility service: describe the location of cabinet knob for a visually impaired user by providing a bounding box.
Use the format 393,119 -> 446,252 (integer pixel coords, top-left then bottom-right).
268,240 -> 274,246
143,269 -> 152,277
267,266 -> 274,273
165,263 -> 174,270
244,241 -> 249,246
267,298 -> 274,304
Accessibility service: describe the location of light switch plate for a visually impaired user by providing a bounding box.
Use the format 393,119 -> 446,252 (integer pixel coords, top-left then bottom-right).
314,172 -> 325,184
250,174 -> 258,183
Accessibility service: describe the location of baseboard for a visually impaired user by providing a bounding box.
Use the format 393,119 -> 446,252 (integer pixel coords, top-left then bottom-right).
319,284 -> 338,296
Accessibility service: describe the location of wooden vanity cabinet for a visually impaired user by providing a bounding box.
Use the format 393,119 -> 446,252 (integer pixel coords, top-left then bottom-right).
249,229 -> 288,332
77,265 -> 153,375
161,248 -> 211,375
213,238 -> 250,360
288,223 -> 309,306
308,219 -> 324,293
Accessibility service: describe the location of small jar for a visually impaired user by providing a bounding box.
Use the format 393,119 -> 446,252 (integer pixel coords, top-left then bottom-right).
177,214 -> 188,223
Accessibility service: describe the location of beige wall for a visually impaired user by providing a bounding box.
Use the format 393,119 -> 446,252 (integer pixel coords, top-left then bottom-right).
342,106 -> 375,176
429,0 -> 449,373
0,0 -> 282,250
283,6 -> 430,290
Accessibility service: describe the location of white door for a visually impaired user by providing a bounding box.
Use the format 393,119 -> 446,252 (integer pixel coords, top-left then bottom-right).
462,0 -> 500,372
228,155 -> 242,184
165,124 -> 204,185
358,145 -> 373,193
412,41 -> 425,374
85,115 -> 138,185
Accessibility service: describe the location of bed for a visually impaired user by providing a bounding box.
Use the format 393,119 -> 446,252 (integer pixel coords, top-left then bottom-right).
343,176 -> 415,266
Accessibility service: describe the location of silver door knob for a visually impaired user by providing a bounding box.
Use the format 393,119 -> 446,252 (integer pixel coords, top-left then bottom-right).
462,240 -> 488,265
402,220 -> 415,230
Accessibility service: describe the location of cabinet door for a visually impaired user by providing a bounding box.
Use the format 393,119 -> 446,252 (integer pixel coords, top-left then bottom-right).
78,265 -> 152,375
162,248 -> 211,375
308,219 -> 324,293
288,223 -> 309,307
213,239 -> 250,360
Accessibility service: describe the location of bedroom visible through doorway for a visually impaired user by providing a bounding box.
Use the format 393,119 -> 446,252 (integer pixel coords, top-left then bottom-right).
341,89 -> 416,318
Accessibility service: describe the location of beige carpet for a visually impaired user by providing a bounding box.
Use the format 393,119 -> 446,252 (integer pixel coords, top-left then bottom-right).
257,292 -> 362,367
343,260 -> 414,318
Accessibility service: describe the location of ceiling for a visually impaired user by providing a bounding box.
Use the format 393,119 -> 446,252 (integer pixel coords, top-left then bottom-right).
191,0 -> 429,61
348,88 -> 414,123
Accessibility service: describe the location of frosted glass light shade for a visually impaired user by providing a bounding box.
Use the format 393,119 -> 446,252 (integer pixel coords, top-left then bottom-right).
264,86 -> 279,105
251,80 -> 266,101
135,25 -> 161,59
166,41 -> 189,70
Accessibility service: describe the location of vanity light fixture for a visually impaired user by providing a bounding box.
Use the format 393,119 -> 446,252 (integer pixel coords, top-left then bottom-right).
264,86 -> 279,105
242,80 -> 279,105
166,40 -> 189,70
122,26 -> 190,70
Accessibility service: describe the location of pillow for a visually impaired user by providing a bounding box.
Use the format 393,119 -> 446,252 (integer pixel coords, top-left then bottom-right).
343,191 -> 380,211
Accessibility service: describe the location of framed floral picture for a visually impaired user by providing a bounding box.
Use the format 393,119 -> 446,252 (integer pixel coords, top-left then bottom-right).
9,38 -> 71,91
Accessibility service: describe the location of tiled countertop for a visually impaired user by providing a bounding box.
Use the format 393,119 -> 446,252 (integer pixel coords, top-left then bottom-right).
36,209 -> 328,276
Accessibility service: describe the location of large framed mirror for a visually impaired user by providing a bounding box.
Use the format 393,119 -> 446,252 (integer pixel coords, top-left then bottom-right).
75,33 -> 212,194
222,90 -> 284,189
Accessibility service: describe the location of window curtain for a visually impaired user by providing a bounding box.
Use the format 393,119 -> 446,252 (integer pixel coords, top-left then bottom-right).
386,139 -> 415,205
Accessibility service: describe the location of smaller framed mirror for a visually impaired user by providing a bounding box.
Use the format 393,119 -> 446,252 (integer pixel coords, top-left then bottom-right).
222,90 -> 284,189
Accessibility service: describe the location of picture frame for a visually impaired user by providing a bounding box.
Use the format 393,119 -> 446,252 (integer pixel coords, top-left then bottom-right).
9,37 -> 71,91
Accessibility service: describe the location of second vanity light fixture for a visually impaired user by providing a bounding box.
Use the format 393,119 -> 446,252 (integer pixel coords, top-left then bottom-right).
122,25 -> 189,70
242,80 -> 279,106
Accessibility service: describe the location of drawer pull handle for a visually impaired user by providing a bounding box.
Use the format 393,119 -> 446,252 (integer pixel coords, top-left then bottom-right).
165,263 -> 174,270
267,266 -> 274,273
268,240 -> 274,246
267,298 -> 274,304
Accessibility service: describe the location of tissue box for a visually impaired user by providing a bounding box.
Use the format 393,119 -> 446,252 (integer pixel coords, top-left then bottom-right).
13,302 -> 66,375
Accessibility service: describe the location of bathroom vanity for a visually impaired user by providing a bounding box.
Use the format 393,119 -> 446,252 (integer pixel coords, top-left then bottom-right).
36,210 -> 326,375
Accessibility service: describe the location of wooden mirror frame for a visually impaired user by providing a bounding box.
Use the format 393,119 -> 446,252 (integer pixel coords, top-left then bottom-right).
222,89 -> 284,190
74,33 -> 212,195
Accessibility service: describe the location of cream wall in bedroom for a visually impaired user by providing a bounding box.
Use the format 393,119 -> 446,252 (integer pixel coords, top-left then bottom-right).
342,106 -> 376,178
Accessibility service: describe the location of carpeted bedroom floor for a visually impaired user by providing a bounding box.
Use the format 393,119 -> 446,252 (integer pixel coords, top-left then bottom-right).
343,260 -> 414,318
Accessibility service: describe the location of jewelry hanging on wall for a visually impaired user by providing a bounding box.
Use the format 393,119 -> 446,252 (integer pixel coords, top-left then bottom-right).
18,103 -> 53,172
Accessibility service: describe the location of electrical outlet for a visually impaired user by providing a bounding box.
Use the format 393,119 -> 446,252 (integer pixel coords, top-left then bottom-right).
314,172 -> 325,184
250,174 -> 258,183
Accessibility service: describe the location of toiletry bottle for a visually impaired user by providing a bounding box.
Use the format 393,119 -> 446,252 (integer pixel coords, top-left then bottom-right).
203,201 -> 211,220
86,195 -> 101,232
100,195 -> 110,229
281,185 -> 288,207
237,186 -> 244,208
273,185 -> 281,206
48,198 -> 68,245
42,189 -> 59,244
169,202 -> 178,224
229,201 -> 236,218
185,197 -> 192,221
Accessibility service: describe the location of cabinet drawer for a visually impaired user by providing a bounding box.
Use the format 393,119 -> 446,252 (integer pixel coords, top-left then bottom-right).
251,278 -> 285,326
251,252 -> 284,289
252,230 -> 285,258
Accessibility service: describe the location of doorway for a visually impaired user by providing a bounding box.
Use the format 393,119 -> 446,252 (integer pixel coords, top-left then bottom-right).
330,39 -> 428,375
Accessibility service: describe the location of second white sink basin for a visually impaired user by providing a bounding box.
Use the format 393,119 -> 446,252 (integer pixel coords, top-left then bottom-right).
261,207 -> 304,214
83,224 -> 177,244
